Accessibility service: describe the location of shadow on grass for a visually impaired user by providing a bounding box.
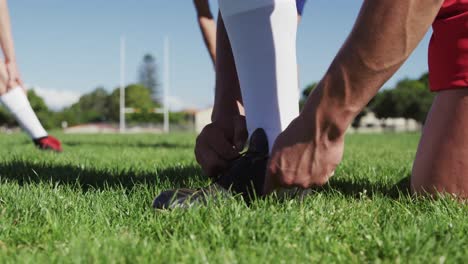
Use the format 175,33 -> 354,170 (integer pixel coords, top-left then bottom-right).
0,160 -> 204,191
0,159 -> 411,200
63,141 -> 193,149
316,176 -> 412,199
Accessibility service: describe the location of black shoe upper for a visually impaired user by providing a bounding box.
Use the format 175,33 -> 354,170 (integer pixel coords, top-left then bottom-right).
214,128 -> 269,201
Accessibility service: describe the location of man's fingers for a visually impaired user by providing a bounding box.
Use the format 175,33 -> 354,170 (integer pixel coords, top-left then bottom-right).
0,64 -> 8,92
16,77 -> 24,87
263,171 -> 275,195
264,157 -> 334,193
0,63 -> 7,80
195,144 -> 228,178
201,125 -> 239,160
8,80 -> 16,88
263,158 -> 281,195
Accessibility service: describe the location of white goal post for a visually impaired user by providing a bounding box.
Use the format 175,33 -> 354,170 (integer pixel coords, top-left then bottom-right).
119,36 -> 170,133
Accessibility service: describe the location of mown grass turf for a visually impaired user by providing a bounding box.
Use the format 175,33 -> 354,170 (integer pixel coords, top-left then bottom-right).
0,132 -> 466,263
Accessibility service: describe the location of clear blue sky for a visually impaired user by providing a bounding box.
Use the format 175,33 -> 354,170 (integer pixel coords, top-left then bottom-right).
9,0 -> 431,110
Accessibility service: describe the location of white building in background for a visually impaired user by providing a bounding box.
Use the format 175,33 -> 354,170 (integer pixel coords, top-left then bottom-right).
195,107 -> 213,133
357,112 -> 384,133
351,111 -> 421,133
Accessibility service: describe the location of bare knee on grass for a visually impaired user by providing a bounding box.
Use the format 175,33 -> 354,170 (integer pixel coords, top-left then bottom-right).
412,89 -> 468,198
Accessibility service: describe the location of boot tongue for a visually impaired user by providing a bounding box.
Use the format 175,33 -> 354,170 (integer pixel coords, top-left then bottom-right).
247,128 -> 269,155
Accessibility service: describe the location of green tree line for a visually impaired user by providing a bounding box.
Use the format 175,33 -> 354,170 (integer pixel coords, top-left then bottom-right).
0,84 -> 189,129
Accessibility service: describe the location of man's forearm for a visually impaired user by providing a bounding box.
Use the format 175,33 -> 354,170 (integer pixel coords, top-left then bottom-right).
194,0 -> 217,65
212,14 -> 244,122
303,0 -> 443,135
198,18 -> 217,64
0,0 -> 16,62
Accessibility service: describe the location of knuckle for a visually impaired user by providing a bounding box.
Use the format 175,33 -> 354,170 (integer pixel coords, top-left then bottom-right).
278,175 -> 295,187
299,182 -> 311,189
315,176 -> 329,187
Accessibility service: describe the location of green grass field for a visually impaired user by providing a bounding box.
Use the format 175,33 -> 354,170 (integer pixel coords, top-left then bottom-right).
0,132 -> 466,263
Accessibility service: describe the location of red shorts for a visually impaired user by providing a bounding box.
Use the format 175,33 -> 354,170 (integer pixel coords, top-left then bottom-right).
429,0 -> 468,91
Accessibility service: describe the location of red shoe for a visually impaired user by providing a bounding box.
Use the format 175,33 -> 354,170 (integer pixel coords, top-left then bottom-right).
33,135 -> 63,152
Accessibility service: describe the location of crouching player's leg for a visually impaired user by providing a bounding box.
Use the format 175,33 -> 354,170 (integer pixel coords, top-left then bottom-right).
412,90 -> 468,198
0,62 -> 62,152
412,9 -> 468,198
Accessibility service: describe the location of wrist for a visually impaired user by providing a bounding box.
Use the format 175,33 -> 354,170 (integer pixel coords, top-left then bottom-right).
212,101 -> 244,123
4,57 -> 15,64
301,85 -> 356,141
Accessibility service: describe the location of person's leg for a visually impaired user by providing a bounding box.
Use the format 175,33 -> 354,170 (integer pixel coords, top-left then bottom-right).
0,62 -> 61,152
0,61 -> 48,140
218,0 -> 300,151
412,89 -> 468,198
193,0 -> 217,66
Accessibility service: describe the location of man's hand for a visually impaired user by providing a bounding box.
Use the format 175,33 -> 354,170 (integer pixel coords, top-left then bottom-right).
195,115 -> 248,178
6,60 -> 23,88
263,0 -> 443,194
264,111 -> 345,194
0,62 -> 8,93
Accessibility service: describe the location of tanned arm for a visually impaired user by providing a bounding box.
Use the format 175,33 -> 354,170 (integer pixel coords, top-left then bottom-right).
0,0 -> 16,63
194,14 -> 246,178
0,0 -> 22,90
193,0 -> 217,66
266,0 -> 444,191
308,0 -> 443,135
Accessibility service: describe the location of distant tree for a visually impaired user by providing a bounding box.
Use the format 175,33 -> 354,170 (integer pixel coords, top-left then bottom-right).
28,90 -> 49,113
125,84 -> 157,109
418,72 -> 429,87
372,89 -> 400,119
108,84 -> 158,122
57,87 -> 110,126
394,77 -> 434,123
76,87 -> 110,122
27,90 -> 56,129
0,107 -> 15,126
370,73 -> 434,124
300,82 -> 318,109
138,54 -> 160,103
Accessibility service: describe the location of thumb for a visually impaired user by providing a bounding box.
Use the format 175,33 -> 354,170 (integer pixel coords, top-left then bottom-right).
263,161 -> 279,195
233,115 -> 248,151
17,77 -> 24,87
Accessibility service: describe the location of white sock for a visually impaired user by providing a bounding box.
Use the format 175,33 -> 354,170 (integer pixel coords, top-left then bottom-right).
0,86 -> 48,139
219,0 -> 300,151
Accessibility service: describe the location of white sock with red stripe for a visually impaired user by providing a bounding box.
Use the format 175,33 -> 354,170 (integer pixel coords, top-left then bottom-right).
218,0 -> 300,151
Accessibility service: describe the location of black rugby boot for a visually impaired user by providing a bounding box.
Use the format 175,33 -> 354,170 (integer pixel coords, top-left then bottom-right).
152,128 -> 269,209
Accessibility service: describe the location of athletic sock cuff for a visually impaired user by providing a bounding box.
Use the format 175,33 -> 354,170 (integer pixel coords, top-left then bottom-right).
0,86 -> 48,139
0,86 -> 29,112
